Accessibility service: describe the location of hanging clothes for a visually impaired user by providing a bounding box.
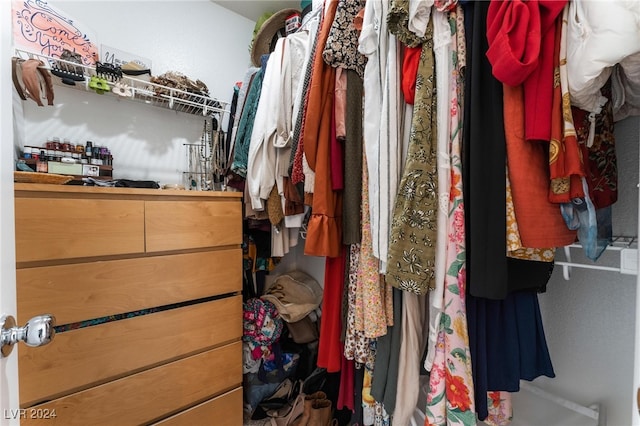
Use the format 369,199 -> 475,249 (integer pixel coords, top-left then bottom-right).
573,88 -> 618,211
355,150 -> 392,339
275,29 -> 313,230
425,9 -> 477,426
462,5 -> 556,424
247,39 -> 284,212
342,69 -> 364,245
289,5 -> 323,194
302,0 -> 343,258
559,4 -> 616,262
467,290 -> 555,421
317,246 -> 347,373
502,82 -> 576,248
407,0 -> 433,38
566,0 -> 640,120
323,0 -> 367,77
386,14 -> 438,295
548,13 -> 585,206
462,0 -> 508,300
344,242 -> 370,364
224,82 -> 240,161
565,83 -> 617,262
230,67 -> 264,179
359,0 -> 407,273
363,341 -> 391,426
485,0 -> 567,142
369,288 -> 402,417
505,168 -> 556,262
423,6 -> 452,374
392,293 -> 428,425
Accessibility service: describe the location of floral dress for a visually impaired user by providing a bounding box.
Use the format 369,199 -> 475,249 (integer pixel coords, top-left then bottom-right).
356,152 -> 393,338
424,9 -> 475,426
425,8 -> 513,426
345,243 -> 371,363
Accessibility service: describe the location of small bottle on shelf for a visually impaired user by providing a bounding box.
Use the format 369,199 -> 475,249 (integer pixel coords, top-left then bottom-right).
85,141 -> 93,163
22,146 -> 32,159
45,140 -> 55,161
76,144 -> 86,164
53,137 -> 62,161
36,150 -> 48,173
62,138 -> 73,159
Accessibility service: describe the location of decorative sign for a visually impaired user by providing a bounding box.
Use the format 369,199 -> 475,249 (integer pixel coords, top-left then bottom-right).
100,44 -> 152,70
12,0 -> 99,65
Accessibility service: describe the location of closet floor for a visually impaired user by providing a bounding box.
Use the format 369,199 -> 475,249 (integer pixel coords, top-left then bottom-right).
243,420 -> 270,426
243,410 -> 271,426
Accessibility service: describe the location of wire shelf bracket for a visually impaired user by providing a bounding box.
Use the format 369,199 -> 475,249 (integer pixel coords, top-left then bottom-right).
556,236 -> 638,280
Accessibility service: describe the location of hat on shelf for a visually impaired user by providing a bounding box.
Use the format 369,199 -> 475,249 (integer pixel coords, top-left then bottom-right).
250,8 -> 300,67
260,270 -> 322,323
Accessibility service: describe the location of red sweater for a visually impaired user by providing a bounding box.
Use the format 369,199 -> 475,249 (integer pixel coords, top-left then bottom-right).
486,0 -> 566,142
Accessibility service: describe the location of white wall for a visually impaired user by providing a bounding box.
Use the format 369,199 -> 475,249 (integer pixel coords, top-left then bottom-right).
17,0 -> 256,186
272,241 -> 326,285
535,116 -> 640,426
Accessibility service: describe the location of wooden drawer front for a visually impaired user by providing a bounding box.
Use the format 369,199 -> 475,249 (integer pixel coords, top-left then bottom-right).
15,198 -> 144,262
17,249 -> 242,325
21,342 -> 242,426
154,387 -> 243,426
19,296 -> 242,406
145,200 -> 241,252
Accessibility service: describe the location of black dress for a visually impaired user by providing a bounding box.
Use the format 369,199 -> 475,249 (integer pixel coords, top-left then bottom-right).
461,1 -> 556,420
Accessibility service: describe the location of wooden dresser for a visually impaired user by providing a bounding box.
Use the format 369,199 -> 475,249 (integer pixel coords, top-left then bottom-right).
13,183 -> 243,425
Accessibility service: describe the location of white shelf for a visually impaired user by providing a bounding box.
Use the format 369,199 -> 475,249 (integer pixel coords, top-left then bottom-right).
556,236 -> 638,280
506,382 -> 604,426
14,48 -> 229,117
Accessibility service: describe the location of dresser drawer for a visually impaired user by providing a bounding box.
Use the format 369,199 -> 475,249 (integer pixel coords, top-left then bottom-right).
153,387 -> 243,426
19,297 -> 242,406
17,249 -> 242,325
145,200 -> 242,252
21,342 -> 242,426
15,197 -> 145,262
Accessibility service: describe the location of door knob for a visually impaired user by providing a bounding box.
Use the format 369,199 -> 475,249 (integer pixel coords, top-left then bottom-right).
1,314 -> 56,358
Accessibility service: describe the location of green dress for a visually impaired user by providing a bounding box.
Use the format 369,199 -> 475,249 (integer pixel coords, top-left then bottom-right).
386,19 -> 437,295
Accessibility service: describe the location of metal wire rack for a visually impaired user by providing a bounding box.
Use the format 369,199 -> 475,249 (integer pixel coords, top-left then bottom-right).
14,48 -> 229,117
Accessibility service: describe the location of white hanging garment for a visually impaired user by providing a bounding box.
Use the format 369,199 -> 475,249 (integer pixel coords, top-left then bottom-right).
567,0 -> 640,119
424,8 -> 453,373
359,0 -> 406,273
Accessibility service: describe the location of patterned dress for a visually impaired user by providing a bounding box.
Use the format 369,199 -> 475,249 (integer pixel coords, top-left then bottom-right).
424,8 -> 513,425
425,9 -> 476,426
386,18 -> 438,295
356,152 -> 392,338
345,242 -> 371,363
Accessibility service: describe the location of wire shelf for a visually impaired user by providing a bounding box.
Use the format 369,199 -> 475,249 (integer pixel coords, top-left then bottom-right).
556,236 -> 638,280
14,49 -> 229,117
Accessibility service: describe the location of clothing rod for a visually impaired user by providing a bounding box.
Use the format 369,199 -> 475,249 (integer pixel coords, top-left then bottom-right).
519,382 -> 600,421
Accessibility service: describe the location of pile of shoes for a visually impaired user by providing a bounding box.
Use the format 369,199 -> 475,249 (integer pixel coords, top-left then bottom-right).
150,71 -> 210,98
261,381 -> 336,426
